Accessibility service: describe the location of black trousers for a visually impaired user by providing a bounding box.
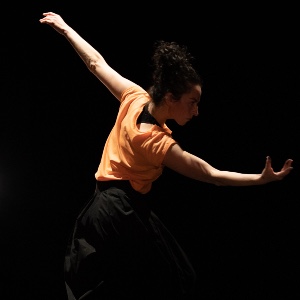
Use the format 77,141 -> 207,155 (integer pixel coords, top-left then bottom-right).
64,180 -> 196,300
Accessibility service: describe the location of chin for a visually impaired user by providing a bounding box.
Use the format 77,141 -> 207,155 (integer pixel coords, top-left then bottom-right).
174,118 -> 190,126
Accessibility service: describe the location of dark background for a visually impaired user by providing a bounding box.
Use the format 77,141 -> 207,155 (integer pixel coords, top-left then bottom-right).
1,2 -> 299,299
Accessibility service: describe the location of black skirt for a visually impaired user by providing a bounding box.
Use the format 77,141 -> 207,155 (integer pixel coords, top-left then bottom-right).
64,180 -> 196,300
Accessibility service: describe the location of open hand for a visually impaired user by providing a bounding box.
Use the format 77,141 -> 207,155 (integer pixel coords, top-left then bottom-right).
261,156 -> 293,183
39,12 -> 69,35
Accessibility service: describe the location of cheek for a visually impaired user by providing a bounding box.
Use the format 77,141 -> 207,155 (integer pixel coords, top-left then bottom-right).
172,102 -> 188,118
179,104 -> 189,115
174,106 -> 185,118
171,104 -> 181,115
177,101 -> 186,110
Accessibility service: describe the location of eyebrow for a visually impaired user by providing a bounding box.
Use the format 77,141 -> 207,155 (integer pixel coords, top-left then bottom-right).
190,97 -> 200,103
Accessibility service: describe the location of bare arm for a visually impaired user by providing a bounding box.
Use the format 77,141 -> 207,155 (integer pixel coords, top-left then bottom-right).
39,12 -> 135,100
163,144 -> 293,186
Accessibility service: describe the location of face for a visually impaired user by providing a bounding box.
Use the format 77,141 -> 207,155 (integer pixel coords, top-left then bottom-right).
169,85 -> 202,126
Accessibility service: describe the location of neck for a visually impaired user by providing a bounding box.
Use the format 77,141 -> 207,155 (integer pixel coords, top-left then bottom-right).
148,101 -> 167,126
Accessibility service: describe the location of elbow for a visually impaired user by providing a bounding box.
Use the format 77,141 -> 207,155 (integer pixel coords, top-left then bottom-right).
87,56 -> 103,73
213,181 -> 226,187
204,169 -> 227,186
88,59 -> 97,72
205,178 -> 226,186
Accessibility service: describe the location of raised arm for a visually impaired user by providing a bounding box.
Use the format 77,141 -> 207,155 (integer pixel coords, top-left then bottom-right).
39,12 -> 135,100
163,144 -> 293,186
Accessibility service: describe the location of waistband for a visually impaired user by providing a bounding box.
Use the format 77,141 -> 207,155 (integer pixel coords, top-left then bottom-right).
96,180 -> 151,200
96,180 -> 152,217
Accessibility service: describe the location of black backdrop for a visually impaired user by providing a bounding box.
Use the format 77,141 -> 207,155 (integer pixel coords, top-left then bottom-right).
1,3 -> 299,299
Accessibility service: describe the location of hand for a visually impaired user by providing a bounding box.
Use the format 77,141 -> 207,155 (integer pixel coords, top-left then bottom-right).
261,156 -> 293,183
39,12 -> 69,35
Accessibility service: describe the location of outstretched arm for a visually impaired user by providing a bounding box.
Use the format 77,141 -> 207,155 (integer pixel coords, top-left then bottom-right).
163,144 -> 293,186
39,12 -> 135,100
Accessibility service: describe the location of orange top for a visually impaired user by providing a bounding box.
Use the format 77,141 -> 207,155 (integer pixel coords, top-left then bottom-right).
95,85 -> 177,194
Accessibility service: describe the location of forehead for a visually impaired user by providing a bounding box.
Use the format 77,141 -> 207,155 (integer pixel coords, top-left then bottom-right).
183,85 -> 202,100
191,85 -> 202,96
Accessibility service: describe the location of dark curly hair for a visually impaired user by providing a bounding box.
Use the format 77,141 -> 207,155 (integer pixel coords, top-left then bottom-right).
148,40 -> 203,105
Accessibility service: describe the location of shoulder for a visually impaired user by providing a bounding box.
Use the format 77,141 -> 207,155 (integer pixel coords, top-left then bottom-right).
141,131 -> 177,166
120,85 -> 148,103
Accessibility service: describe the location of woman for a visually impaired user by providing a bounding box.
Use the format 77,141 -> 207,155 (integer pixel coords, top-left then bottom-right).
39,12 -> 293,300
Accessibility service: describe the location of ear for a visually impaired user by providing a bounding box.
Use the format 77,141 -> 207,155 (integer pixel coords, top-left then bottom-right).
164,92 -> 176,104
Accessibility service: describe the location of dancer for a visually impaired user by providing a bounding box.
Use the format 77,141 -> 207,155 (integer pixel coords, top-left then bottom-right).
40,12 -> 293,300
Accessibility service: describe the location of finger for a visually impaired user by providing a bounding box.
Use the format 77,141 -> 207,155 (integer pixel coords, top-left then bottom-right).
282,159 -> 293,170
279,165 -> 293,175
282,165 -> 293,172
282,167 -> 293,176
265,156 -> 272,167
